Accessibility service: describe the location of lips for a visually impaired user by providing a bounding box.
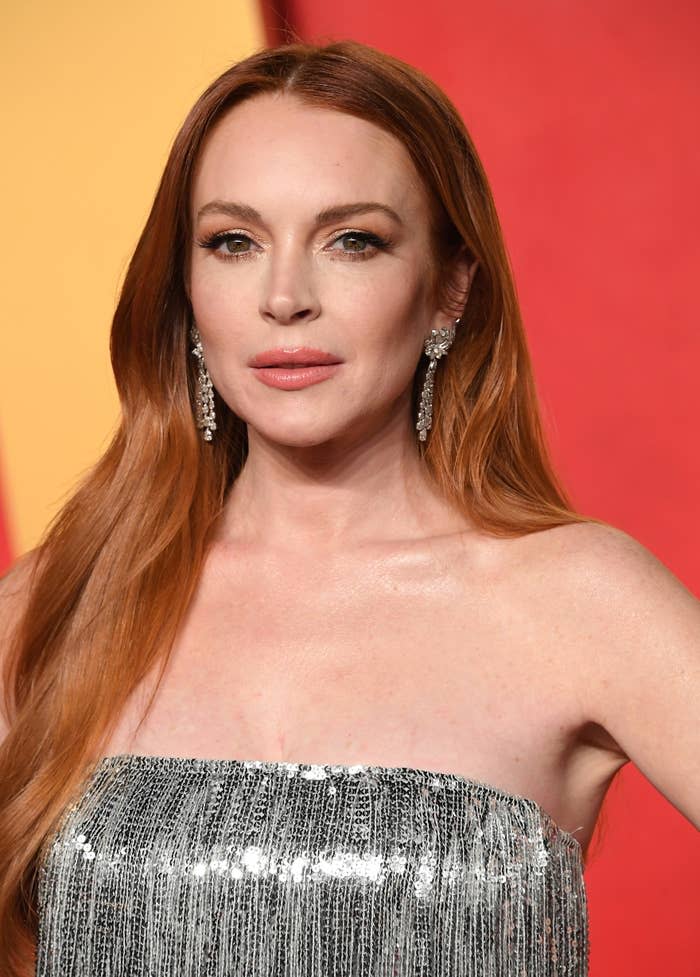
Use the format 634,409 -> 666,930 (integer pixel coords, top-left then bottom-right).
249,347 -> 343,391
248,347 -> 343,368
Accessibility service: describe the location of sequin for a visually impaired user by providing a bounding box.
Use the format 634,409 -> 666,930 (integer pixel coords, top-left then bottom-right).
36,754 -> 589,975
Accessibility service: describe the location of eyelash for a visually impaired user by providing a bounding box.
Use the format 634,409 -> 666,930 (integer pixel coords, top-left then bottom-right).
195,229 -> 393,263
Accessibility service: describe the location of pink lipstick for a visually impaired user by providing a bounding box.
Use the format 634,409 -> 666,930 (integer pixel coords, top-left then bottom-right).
249,347 -> 343,390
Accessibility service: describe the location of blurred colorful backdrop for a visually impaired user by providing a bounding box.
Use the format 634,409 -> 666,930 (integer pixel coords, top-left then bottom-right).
2,2 -> 698,975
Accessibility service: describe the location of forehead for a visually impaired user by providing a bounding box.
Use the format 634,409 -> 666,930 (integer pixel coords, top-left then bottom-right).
190,92 -> 428,222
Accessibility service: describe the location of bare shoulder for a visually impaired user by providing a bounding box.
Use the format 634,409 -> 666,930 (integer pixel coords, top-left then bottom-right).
515,518 -> 685,598
515,519 -> 698,663
0,548 -> 42,739
518,520 -> 700,826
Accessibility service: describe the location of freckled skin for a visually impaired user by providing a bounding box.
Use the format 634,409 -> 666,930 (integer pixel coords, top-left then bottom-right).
187,91 -> 471,456
103,94 -> 627,863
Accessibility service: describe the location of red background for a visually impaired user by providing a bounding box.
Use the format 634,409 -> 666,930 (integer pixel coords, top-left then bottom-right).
263,2 -> 700,974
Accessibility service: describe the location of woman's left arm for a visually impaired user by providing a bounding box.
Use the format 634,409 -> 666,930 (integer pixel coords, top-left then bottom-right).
579,525 -> 700,830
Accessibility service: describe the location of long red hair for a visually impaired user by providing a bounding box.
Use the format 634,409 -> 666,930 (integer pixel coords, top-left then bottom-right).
0,39 -> 604,972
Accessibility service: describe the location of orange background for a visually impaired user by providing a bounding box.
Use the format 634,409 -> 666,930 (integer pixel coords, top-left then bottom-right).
2,2 -> 698,974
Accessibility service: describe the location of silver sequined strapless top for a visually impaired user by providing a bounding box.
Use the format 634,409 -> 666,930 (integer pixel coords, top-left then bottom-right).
36,754 -> 589,976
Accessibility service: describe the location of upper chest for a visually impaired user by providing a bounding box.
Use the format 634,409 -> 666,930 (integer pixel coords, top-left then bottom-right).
107,531 -> 590,786
171,530 -> 563,668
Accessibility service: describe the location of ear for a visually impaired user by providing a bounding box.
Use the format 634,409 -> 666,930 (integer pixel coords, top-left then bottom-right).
429,247 -> 479,333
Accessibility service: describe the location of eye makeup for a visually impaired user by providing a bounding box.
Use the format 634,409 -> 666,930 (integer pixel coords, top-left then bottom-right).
195,229 -> 394,263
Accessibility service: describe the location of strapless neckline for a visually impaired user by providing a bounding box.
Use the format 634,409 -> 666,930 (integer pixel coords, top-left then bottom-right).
96,752 -> 583,852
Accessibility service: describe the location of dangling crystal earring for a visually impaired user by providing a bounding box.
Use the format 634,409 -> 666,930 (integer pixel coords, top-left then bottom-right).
416,318 -> 460,442
189,322 -> 217,442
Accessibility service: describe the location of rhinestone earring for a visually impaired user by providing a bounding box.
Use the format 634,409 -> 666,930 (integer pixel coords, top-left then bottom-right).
189,322 -> 217,442
416,318 -> 460,442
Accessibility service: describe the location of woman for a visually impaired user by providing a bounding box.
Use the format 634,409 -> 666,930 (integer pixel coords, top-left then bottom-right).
0,38 -> 697,977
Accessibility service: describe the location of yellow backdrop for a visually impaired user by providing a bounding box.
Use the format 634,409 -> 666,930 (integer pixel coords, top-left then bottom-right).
1,1 -> 265,554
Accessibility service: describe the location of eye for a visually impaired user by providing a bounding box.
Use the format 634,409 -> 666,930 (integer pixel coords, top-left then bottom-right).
196,231 -> 257,261
328,231 -> 391,260
195,229 -> 392,263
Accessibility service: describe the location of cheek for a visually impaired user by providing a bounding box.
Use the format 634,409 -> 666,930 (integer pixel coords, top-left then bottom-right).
353,304 -> 427,398
364,273 -> 427,352
188,289 -> 246,397
188,259 -> 430,388
190,271 -> 242,328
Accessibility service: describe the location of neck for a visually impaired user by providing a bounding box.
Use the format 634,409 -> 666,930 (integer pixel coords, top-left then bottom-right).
213,409 -> 471,553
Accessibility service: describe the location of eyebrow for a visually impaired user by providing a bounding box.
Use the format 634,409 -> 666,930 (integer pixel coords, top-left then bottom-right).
195,199 -> 404,227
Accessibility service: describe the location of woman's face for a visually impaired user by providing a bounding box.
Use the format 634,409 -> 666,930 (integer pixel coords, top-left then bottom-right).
188,92 -> 470,449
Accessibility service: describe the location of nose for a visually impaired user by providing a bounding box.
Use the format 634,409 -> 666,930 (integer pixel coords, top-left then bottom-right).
259,242 -> 321,327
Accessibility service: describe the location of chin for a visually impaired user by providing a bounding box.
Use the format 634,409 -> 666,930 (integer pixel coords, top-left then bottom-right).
248,420 -> 345,449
